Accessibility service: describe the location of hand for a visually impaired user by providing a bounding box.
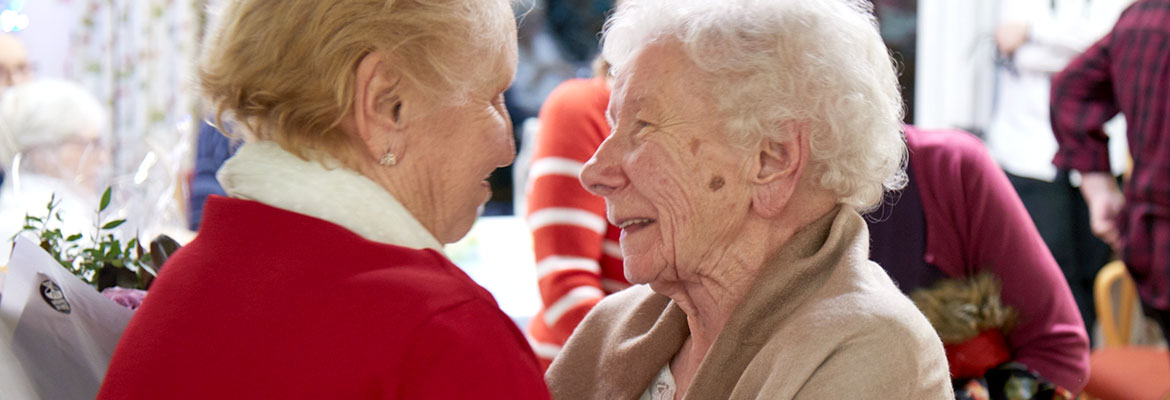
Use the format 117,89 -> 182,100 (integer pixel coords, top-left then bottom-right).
995,22 -> 1029,56
1080,172 -> 1125,249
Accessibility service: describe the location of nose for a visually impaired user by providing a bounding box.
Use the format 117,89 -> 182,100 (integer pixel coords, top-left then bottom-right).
579,135 -> 627,197
495,110 -> 516,168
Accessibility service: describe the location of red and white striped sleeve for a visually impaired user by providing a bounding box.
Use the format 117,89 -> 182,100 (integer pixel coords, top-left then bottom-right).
524,79 -> 626,369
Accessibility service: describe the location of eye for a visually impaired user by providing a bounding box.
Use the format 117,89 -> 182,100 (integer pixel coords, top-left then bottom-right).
632,120 -> 652,135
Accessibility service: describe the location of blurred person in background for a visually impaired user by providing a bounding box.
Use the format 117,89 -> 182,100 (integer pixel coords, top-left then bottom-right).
983,0 -> 1134,338
0,33 -> 32,189
546,0 -> 951,398
99,0 -> 549,398
1051,0 -> 1170,353
0,79 -> 109,263
869,126 -> 1089,396
186,119 -> 234,231
525,57 -> 625,370
0,33 -> 30,89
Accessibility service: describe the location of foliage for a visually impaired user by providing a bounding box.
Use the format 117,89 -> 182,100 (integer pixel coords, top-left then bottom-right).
16,187 -> 157,290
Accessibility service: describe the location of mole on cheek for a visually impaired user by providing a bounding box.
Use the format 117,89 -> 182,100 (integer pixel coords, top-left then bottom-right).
708,176 -> 725,191
690,138 -> 702,155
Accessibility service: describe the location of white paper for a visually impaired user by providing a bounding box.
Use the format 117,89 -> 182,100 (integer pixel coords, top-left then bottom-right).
0,235 -> 133,399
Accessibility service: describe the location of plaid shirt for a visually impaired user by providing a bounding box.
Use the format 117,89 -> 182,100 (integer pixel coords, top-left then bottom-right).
1051,0 -> 1170,309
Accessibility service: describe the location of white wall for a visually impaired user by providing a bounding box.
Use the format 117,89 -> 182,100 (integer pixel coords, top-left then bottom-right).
915,0 -> 998,133
8,0 -> 76,80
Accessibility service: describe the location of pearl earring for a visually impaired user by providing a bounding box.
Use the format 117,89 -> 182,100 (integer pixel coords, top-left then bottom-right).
379,152 -> 397,167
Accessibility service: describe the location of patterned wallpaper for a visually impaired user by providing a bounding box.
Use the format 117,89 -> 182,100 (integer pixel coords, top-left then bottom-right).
67,0 -> 209,234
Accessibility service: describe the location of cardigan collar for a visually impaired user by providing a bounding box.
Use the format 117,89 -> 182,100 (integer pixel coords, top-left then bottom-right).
643,206 -> 866,399
217,141 -> 443,252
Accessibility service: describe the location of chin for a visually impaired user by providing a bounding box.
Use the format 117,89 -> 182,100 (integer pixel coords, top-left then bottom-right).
439,210 -> 481,244
623,259 -> 658,286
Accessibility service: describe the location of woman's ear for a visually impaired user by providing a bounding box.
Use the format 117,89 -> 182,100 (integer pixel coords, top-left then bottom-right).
352,50 -> 404,161
750,120 -> 809,218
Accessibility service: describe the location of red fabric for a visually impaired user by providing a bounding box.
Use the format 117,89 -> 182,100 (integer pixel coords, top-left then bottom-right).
945,329 -> 1012,379
906,127 -> 1091,392
1050,0 -> 1170,310
99,196 -> 549,399
1084,347 -> 1170,400
526,78 -> 627,369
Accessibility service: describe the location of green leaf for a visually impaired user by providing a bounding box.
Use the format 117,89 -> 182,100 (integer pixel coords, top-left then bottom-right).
99,187 -> 112,212
102,219 -> 126,230
66,234 -> 83,241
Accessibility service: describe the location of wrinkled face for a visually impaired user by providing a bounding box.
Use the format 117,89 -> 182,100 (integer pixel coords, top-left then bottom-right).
580,42 -> 753,285
401,19 -> 518,244
0,35 -> 30,89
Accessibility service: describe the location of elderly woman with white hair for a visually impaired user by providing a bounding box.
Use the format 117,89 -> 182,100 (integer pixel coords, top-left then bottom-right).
100,0 -> 548,398
0,79 -> 109,262
545,0 -> 953,398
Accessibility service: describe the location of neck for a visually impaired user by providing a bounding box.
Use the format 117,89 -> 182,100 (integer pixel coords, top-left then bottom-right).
662,188 -> 838,362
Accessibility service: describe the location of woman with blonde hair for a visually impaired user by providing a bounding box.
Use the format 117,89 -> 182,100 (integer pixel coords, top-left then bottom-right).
99,0 -> 549,398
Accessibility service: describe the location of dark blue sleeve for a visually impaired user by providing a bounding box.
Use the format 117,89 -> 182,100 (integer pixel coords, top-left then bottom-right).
188,120 -> 235,230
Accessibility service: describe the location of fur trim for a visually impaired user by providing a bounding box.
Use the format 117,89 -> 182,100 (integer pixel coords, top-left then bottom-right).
910,272 -> 1018,344
217,141 -> 442,252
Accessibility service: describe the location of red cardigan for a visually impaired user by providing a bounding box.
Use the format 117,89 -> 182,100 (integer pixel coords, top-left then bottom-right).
904,127 -> 1090,392
99,196 -> 549,399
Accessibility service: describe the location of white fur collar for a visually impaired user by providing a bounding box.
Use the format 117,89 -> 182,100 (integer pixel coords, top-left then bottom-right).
217,141 -> 443,252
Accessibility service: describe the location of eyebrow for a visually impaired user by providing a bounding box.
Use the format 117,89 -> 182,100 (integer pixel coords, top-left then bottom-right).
606,95 -> 648,128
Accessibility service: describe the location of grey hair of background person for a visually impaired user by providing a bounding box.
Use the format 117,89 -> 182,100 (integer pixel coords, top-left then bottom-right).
601,0 -> 907,211
0,79 -> 108,171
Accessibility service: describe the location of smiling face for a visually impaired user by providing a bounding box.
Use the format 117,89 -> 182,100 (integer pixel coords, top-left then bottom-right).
397,33 -> 518,244
580,41 -> 756,285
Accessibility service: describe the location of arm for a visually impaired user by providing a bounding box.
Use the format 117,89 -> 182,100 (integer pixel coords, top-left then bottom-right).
188,121 -> 233,230
398,299 -> 550,399
526,80 -> 611,349
1081,172 -> 1125,249
952,134 -> 1090,392
1050,32 -> 1125,250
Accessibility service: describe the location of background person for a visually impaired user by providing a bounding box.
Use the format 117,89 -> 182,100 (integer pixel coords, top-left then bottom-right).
525,58 -> 626,370
869,126 -> 1090,395
0,33 -> 30,89
0,79 -> 109,262
1050,0 -> 1170,354
983,0 -> 1133,336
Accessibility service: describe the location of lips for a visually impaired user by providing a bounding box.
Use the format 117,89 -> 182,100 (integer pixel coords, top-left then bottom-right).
616,218 -> 655,232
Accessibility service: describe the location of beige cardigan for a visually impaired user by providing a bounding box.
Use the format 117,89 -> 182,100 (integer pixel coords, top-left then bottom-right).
546,208 -> 954,399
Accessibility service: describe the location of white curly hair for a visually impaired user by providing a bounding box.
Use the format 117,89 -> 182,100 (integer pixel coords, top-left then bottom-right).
601,0 -> 907,211
0,79 -> 108,171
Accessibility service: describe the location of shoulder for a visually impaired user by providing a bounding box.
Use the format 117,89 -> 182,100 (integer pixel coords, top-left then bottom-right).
795,261 -> 944,353
905,126 -> 990,167
540,78 -> 609,118
904,126 -> 1001,195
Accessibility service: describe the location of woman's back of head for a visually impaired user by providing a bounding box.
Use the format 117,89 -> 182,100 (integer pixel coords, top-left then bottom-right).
200,0 -> 516,170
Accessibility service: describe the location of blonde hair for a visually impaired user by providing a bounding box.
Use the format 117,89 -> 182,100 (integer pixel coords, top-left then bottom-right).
200,0 -> 514,167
